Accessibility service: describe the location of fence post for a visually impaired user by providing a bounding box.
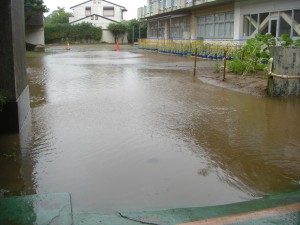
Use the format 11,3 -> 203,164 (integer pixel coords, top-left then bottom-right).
194,48 -> 198,77
223,50 -> 227,81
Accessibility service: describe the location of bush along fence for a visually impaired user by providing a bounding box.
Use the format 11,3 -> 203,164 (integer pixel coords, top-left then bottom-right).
139,34 -> 299,76
138,38 -> 244,61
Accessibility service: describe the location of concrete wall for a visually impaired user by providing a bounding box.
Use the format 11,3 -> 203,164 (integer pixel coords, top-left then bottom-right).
101,30 -> 128,43
268,47 -> 300,97
25,27 -> 45,45
0,0 -> 30,133
25,11 -> 45,46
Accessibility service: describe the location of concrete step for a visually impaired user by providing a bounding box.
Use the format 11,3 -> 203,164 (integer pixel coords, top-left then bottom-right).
1,191 -> 299,225
0,193 -> 73,225
74,190 -> 300,225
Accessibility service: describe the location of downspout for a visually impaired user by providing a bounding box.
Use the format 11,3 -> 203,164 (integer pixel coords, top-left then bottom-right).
169,17 -> 172,40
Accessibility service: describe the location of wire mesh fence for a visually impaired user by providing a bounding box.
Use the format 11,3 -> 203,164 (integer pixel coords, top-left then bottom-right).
138,38 -> 245,60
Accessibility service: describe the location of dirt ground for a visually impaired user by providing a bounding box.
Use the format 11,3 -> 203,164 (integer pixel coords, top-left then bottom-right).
136,48 -> 269,98
195,60 -> 268,97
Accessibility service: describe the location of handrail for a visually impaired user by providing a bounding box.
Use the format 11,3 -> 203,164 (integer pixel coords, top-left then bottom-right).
268,58 -> 300,79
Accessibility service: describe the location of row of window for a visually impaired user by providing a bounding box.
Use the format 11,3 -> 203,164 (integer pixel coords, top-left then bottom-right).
85,7 -> 114,17
149,17 -> 191,38
149,12 -> 233,39
197,12 -> 234,38
148,8 -> 300,39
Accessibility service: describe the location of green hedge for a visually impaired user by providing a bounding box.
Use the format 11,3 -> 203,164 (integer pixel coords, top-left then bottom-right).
45,22 -> 102,44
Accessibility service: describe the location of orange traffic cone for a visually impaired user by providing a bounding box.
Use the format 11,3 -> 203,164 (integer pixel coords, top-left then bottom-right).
66,42 -> 70,50
115,41 -> 120,51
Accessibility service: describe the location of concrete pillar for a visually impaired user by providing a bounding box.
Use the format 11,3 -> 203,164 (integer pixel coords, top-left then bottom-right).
267,47 -> 300,97
0,0 -> 30,133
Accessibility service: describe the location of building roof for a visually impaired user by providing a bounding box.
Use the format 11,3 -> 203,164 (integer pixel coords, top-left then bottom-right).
69,14 -> 119,24
70,0 -> 127,11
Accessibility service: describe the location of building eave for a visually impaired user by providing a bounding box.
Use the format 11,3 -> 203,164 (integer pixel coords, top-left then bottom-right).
69,14 -> 119,24
70,0 -> 127,11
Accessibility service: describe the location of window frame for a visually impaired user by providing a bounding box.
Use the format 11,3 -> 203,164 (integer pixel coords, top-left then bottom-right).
85,7 -> 91,17
103,7 -> 114,17
242,9 -> 300,38
197,11 -> 234,39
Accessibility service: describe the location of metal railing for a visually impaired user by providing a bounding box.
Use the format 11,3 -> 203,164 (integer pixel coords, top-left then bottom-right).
138,0 -> 216,19
268,58 -> 300,79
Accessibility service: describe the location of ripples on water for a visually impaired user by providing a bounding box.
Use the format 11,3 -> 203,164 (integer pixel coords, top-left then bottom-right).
2,47 -> 299,211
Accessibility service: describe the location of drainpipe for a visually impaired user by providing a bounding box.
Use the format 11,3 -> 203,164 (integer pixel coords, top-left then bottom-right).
157,20 -> 159,39
268,58 -> 300,79
139,23 -> 141,40
132,25 -> 135,45
169,17 -> 172,39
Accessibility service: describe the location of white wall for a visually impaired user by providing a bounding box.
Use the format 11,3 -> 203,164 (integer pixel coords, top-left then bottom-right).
102,30 -> 128,44
70,0 -> 125,23
69,0 -> 127,43
71,16 -> 115,29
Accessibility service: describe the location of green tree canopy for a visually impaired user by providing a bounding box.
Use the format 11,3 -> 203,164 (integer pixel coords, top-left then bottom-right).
107,22 -> 127,43
24,0 -> 49,21
125,19 -> 147,44
44,7 -> 73,25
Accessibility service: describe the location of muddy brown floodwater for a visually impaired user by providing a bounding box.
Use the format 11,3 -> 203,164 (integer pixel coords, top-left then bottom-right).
0,45 -> 300,213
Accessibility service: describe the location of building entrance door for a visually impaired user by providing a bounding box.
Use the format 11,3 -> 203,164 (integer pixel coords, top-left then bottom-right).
270,19 -> 278,37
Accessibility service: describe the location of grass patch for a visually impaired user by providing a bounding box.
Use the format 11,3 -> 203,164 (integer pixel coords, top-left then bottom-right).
25,51 -> 50,58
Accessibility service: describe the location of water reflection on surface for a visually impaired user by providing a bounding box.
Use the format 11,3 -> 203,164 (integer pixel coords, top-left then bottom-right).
1,45 -> 299,212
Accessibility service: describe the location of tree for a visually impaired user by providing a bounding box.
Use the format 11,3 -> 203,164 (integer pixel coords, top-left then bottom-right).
44,7 -> 73,25
126,19 -> 147,44
24,0 -> 49,21
73,22 -> 102,42
107,22 -> 127,43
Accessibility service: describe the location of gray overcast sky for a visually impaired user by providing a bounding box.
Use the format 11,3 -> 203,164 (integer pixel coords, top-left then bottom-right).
43,0 -> 147,20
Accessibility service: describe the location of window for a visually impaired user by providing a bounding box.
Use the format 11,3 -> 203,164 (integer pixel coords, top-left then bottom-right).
197,12 -> 234,38
85,7 -> 91,16
158,21 -> 165,38
243,9 -> 300,38
171,17 -> 190,38
103,7 -> 114,17
294,10 -> 300,37
173,0 -> 177,6
259,13 -> 269,35
159,0 -> 163,10
243,14 -> 258,37
166,0 -> 171,8
149,21 -> 158,37
91,15 -> 94,20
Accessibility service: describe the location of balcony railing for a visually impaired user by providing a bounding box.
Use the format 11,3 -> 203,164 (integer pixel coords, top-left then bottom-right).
138,0 -> 217,19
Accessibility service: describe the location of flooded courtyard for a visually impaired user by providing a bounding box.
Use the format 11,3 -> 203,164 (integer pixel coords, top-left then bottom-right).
1,45 -> 300,213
